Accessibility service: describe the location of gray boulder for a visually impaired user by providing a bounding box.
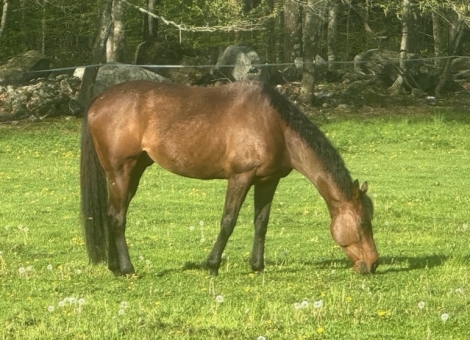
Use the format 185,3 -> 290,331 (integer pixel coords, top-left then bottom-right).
213,45 -> 266,82
73,62 -> 170,96
0,50 -> 51,85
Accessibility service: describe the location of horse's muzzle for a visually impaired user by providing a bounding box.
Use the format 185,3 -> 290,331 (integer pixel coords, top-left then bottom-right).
357,260 -> 379,274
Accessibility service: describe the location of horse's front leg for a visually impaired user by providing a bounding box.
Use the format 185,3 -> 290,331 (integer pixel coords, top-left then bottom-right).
206,175 -> 253,276
251,179 -> 279,273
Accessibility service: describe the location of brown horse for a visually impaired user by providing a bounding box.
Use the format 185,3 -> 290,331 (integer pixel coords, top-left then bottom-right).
80,80 -> 378,276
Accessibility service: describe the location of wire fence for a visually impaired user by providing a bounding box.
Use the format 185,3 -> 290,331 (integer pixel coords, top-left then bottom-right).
23,55 -> 470,75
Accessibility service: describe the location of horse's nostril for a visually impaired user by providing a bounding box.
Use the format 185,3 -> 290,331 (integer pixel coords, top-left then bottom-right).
370,261 -> 379,274
359,262 -> 368,274
358,261 -> 378,274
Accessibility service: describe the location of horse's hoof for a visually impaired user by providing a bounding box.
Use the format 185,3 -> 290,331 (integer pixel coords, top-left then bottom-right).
204,261 -> 219,276
250,264 -> 265,273
110,266 -> 135,277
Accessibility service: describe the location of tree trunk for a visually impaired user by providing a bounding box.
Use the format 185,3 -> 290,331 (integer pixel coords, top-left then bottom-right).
389,0 -> 412,95
432,10 -> 447,72
148,0 -> 158,41
92,0 -> 113,64
300,0 -> 318,104
283,0 -> 302,63
0,0 -> 9,40
435,18 -> 465,97
327,0 -> 338,70
107,0 -> 125,62
75,0 -> 113,113
264,0 -> 275,63
40,1 -> 46,55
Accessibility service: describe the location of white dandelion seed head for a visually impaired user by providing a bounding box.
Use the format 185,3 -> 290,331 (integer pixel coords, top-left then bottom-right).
199,220 -> 204,227
200,237 -> 205,243
145,259 -> 151,265
68,297 -> 76,304
75,269 -> 82,275
189,225 -> 195,231
313,300 -> 323,308
441,313 -> 449,322
462,224 -> 468,231
23,227 -> 29,233
58,301 -> 65,307
257,336 -> 266,340
18,267 -> 26,274
26,266 -> 33,272
301,300 -> 309,308
78,298 -> 85,306
139,255 -> 144,261
215,295 -> 224,303
293,302 -> 302,310
455,288 -> 463,294
418,301 -> 425,309
47,305 -> 54,312
47,264 -> 53,271
120,301 -> 128,309
118,309 -> 125,315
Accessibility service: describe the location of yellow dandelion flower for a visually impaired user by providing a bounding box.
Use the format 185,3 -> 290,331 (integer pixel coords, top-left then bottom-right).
317,327 -> 324,334
346,296 -> 352,303
377,310 -> 388,317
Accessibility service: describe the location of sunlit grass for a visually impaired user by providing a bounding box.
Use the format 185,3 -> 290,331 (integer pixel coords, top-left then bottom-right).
0,111 -> 469,339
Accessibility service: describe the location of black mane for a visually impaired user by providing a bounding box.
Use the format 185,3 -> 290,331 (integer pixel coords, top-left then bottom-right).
261,83 -> 354,198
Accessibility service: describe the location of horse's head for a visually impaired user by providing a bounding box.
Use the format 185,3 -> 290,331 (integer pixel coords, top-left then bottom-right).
330,180 -> 378,274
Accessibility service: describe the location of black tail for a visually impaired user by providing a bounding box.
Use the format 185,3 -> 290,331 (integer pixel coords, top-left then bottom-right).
80,110 -> 108,263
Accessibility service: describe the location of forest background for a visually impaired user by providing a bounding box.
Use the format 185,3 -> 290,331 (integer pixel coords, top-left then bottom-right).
0,0 -> 469,104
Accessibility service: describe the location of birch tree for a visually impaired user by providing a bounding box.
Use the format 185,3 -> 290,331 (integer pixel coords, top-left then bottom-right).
107,0 -> 125,62
0,0 -> 9,40
389,0 -> 415,95
300,0 -> 319,104
283,0 -> 302,63
76,0 -> 113,110
327,0 -> 338,70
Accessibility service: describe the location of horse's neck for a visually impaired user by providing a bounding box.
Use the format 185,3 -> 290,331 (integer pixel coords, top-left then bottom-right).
286,130 -> 347,213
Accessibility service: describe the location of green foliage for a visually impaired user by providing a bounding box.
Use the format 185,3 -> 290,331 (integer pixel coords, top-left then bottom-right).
1,0 -> 469,67
0,111 -> 469,338
0,1 -> 97,65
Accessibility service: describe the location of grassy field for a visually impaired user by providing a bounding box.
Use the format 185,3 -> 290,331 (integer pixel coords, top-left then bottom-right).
0,109 -> 469,339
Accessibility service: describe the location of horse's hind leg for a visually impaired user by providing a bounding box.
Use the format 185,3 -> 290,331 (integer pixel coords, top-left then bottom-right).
206,174 -> 253,276
107,153 -> 152,276
251,179 -> 279,272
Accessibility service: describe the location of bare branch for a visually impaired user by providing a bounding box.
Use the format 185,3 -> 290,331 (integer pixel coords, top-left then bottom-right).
122,0 -> 268,32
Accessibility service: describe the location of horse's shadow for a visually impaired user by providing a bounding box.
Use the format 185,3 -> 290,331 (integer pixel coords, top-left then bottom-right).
311,254 -> 452,274
154,261 -> 207,277
151,254 -> 458,277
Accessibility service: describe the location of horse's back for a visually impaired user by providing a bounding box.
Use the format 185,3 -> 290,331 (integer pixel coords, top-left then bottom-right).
87,80 -> 292,180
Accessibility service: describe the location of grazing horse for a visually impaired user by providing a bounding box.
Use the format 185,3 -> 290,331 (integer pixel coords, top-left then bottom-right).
80,80 -> 378,276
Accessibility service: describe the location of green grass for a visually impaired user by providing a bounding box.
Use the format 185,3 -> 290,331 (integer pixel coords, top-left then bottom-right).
0,111 -> 469,339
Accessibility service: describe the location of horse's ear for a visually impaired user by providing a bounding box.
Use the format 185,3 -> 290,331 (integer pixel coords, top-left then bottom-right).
360,181 -> 368,194
352,179 -> 360,198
